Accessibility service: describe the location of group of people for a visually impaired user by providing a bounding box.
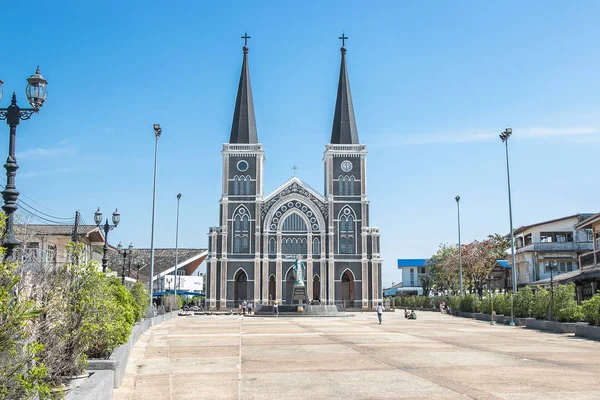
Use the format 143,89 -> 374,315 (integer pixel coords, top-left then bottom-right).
238,300 -> 254,315
375,303 -> 417,324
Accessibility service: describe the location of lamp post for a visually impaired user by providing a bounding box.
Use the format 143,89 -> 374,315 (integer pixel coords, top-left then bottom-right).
0,67 -> 48,259
545,260 -> 558,320
94,207 -> 120,273
455,196 -> 463,295
117,242 -> 133,285
148,124 -> 162,316
175,193 -> 181,294
500,128 -> 518,326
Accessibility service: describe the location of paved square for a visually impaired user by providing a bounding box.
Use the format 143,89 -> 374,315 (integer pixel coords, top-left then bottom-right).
114,312 -> 600,399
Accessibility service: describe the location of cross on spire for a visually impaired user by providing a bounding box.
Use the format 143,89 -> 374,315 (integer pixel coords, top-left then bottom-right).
339,32 -> 348,47
291,165 -> 299,177
242,32 -> 251,46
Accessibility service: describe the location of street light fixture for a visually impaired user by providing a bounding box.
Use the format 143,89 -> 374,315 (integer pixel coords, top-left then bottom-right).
118,241 -> 133,285
545,260 -> 558,320
148,124 -> 162,316
94,207 -> 120,273
499,128 -> 518,326
455,196 -> 463,295
0,67 -> 48,259
175,193 -> 182,294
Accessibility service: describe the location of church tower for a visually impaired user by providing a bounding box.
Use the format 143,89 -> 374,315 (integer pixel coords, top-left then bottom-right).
323,36 -> 381,308
208,34 -> 265,310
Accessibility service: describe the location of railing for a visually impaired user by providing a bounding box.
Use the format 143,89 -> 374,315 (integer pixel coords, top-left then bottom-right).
325,144 -> 367,153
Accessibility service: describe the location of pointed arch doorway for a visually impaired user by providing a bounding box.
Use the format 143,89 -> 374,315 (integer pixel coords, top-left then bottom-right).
268,275 -> 276,304
234,269 -> 248,307
341,270 -> 354,303
313,275 -> 320,302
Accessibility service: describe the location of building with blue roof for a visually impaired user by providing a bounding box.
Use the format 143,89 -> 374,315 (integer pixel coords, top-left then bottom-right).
397,259 -> 428,295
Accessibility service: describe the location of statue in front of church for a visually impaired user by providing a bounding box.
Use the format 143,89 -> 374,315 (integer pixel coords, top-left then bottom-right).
292,255 -> 306,286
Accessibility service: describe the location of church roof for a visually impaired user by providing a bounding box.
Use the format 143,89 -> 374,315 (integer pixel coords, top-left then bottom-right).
263,177 -> 325,203
229,39 -> 258,144
330,43 -> 359,145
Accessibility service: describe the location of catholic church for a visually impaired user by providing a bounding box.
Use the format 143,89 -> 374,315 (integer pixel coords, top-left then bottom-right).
206,35 -> 382,310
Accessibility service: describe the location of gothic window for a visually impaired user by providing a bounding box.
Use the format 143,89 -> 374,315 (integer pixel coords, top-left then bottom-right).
234,216 -> 241,232
344,177 -> 350,196
233,207 -> 250,253
242,215 -> 249,232
338,209 -> 355,254
338,176 -> 343,195
242,236 -> 249,253
245,176 -> 251,195
313,238 -> 320,255
281,213 -> 307,232
233,176 -> 239,195
234,236 -> 241,253
269,237 -> 276,254
349,176 -> 355,196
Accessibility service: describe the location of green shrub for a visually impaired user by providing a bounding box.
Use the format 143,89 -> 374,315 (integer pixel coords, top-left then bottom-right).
479,295 -> 492,314
582,293 -> 600,325
0,256 -> 49,399
531,287 -> 550,320
130,282 -> 149,322
84,276 -> 135,359
552,284 -> 582,322
514,286 -> 533,318
448,296 -> 461,312
459,293 -> 481,313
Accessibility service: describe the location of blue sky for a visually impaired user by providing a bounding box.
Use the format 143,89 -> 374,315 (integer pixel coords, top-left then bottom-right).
2,1 -> 599,287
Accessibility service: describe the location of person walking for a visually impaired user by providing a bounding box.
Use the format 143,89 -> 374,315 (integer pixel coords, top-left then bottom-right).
242,300 -> 247,315
440,300 -> 446,314
376,302 -> 383,324
273,300 -> 279,317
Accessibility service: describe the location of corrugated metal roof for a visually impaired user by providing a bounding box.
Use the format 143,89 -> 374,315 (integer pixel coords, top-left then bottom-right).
397,259 -> 427,267
496,260 -> 510,268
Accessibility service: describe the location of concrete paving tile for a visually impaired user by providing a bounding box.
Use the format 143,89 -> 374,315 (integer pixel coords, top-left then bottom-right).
171,373 -> 238,400
170,356 -> 239,373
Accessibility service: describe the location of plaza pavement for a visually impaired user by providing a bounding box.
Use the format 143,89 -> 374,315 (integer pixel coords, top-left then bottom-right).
114,311 -> 600,400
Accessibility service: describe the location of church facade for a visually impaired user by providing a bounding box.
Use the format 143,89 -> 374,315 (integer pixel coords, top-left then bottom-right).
206,38 -> 382,310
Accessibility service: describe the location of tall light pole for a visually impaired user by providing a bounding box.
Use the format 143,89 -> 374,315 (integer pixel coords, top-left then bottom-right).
500,128 -> 518,326
148,124 -> 162,316
118,241 -> 133,285
175,193 -> 181,294
0,68 -> 48,259
455,196 -> 463,295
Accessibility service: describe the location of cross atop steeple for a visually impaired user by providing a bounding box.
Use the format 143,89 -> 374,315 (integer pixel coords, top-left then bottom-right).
291,165 -> 299,177
338,32 -> 348,47
242,32 -> 251,47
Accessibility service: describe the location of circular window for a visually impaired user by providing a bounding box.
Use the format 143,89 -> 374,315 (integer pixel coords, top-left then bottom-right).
237,160 -> 249,172
341,160 -> 353,172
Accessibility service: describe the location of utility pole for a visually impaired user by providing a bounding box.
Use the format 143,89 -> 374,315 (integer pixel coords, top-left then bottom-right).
71,210 -> 80,242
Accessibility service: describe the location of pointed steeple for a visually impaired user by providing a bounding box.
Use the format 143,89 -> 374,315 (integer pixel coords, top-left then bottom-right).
229,33 -> 258,144
330,34 -> 359,145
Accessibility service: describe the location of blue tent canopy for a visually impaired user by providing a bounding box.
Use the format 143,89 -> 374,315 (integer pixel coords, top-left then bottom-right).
152,291 -> 204,297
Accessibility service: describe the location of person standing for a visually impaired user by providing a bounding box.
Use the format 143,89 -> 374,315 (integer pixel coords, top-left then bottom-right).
273,300 -> 279,317
242,300 -> 247,315
376,303 -> 383,324
248,301 -> 253,315
440,300 -> 446,314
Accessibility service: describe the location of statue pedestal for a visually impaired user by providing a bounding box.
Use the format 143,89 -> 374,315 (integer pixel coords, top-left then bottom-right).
292,284 -> 307,305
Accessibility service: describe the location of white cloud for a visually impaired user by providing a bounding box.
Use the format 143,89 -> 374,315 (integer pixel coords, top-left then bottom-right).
18,146 -> 76,159
20,168 -> 70,178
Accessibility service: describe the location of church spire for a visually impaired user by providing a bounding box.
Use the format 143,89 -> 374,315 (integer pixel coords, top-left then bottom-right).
330,33 -> 359,145
229,33 -> 258,144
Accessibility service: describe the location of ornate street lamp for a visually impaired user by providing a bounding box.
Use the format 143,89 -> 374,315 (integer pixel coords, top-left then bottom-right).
94,207 -> 120,273
545,260 -> 558,320
0,67 -> 48,258
118,241 -> 133,285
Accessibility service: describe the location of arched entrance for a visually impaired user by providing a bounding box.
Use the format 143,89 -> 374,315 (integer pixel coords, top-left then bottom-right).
285,268 -> 295,305
268,275 -> 276,303
234,269 -> 248,307
341,270 -> 354,303
313,275 -> 320,301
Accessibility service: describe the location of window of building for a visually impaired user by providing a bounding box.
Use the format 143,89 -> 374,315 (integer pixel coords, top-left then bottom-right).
234,236 -> 241,253
540,232 -> 573,243
586,229 -> 594,243
282,213 -> 307,232
233,177 -> 239,195
313,238 -> 320,255
269,238 -> 276,254
338,213 -> 355,254
410,268 -> 415,286
242,236 -> 249,253
338,176 -> 343,195
524,233 -> 533,246
596,232 -> 600,250
544,261 -> 574,274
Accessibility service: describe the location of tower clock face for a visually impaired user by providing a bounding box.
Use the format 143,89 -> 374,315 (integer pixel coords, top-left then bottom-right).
341,160 -> 353,172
